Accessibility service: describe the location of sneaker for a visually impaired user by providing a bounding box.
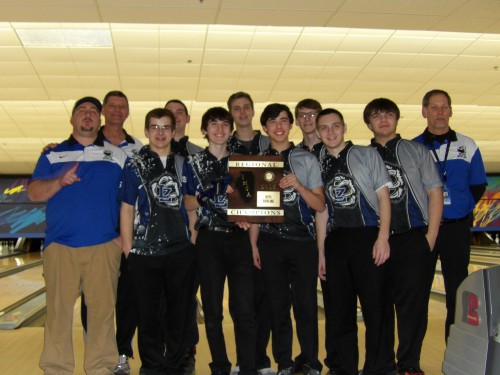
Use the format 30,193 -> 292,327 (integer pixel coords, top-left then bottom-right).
230,366 -> 240,375
114,354 -> 130,375
398,368 -> 425,375
305,369 -> 321,375
277,368 -> 292,375
258,368 -> 277,375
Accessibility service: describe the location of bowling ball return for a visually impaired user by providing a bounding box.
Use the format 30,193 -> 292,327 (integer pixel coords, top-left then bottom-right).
443,265 -> 500,374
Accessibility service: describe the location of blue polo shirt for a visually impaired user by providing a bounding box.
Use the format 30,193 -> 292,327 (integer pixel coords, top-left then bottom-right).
31,135 -> 127,248
413,129 -> 487,220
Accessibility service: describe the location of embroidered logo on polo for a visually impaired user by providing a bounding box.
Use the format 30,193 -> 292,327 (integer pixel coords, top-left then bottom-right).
103,149 -> 113,161
327,174 -> 357,207
151,174 -> 181,208
385,163 -> 405,203
457,145 -> 467,159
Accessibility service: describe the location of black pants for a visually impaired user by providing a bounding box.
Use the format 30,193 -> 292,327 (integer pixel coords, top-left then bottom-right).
259,233 -> 321,372
427,218 -> 471,340
81,253 -> 138,358
230,266 -> 276,370
321,278 -> 335,370
387,229 -> 433,371
196,229 -> 257,375
323,228 -> 392,375
128,246 -> 197,375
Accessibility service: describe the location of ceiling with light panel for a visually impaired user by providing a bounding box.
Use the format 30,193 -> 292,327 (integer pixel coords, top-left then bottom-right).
0,0 -> 500,174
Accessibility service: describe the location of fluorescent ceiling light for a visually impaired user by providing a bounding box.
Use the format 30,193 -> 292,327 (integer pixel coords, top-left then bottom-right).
16,28 -> 112,47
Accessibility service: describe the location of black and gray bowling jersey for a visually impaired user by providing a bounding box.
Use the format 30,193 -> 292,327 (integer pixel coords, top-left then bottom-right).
318,141 -> 391,229
227,130 -> 270,155
260,144 -> 323,240
370,135 -> 442,233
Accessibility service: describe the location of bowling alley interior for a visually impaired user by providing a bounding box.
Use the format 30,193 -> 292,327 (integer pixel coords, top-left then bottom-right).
1,1 -> 500,374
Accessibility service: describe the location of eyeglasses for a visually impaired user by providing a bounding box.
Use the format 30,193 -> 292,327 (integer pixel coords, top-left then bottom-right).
148,124 -> 172,132
297,112 -> 317,120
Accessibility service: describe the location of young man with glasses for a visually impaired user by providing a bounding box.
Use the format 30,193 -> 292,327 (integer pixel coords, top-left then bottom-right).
293,98 -> 329,373
119,108 -> 197,375
294,99 -> 323,154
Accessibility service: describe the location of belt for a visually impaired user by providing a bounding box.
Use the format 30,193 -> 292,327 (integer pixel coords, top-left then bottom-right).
204,226 -> 241,233
390,226 -> 426,236
441,215 -> 470,225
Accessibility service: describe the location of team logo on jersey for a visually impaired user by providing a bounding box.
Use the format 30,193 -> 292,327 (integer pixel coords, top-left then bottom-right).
457,145 -> 467,159
283,186 -> 297,205
103,149 -> 113,161
385,163 -> 405,202
212,194 -> 228,210
151,174 -> 181,208
327,174 -> 357,207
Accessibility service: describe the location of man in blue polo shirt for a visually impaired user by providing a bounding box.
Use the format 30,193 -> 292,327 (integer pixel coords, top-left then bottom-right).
29,96 -> 127,375
413,89 -> 487,341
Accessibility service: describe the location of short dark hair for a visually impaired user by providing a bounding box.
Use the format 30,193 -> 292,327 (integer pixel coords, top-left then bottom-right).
165,99 -> 189,116
103,90 -> 128,106
422,89 -> 452,107
316,108 -> 345,128
145,108 -> 176,130
363,98 -> 400,125
201,107 -> 234,137
295,98 -> 322,117
260,103 -> 294,126
227,91 -> 254,110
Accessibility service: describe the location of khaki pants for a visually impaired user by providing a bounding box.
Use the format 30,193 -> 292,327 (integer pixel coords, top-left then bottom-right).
39,241 -> 122,375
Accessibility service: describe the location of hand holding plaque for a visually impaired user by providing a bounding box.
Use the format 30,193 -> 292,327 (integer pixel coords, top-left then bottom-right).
227,155 -> 284,223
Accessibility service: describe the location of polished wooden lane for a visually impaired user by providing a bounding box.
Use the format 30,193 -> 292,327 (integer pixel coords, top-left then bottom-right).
0,251 -> 41,272
0,296 -> 448,375
0,265 -> 44,312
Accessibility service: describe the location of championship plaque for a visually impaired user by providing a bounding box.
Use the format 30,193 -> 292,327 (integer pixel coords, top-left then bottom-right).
227,155 -> 284,223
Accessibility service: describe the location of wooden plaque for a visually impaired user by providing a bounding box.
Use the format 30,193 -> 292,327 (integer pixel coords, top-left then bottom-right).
227,154 -> 285,223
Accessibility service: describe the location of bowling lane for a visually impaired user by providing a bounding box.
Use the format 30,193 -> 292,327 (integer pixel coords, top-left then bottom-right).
0,251 -> 42,273
0,265 -> 44,312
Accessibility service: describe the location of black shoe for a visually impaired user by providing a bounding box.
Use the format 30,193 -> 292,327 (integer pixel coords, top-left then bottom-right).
277,368 -> 292,375
291,361 -> 303,373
